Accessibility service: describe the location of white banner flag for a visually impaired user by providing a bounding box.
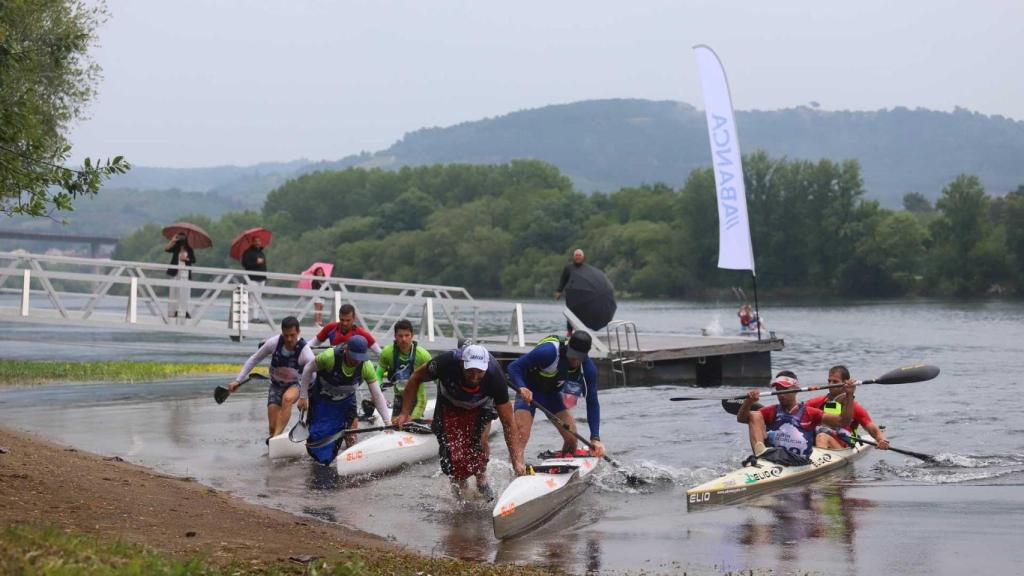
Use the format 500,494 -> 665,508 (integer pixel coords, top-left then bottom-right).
693,45 -> 755,273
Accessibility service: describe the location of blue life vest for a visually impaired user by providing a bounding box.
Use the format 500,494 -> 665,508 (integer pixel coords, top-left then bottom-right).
437,348 -> 493,410
525,337 -> 587,397
767,403 -> 816,457
313,345 -> 364,401
270,337 -> 306,386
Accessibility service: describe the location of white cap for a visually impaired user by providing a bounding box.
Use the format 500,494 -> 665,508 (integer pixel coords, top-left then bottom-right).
462,344 -> 490,371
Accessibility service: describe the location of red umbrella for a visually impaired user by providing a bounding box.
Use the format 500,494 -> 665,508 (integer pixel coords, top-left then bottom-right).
229,227 -> 272,261
162,222 -> 213,249
298,262 -> 334,289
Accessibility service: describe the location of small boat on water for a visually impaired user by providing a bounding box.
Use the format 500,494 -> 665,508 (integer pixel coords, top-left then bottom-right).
335,399 -> 438,476
686,443 -> 871,509
492,450 -> 602,539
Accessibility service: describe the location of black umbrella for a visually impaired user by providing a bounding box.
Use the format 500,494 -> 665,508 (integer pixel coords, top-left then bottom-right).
564,263 -> 617,330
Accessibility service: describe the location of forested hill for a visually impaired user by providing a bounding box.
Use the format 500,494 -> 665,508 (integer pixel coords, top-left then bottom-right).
308,99 -> 1024,206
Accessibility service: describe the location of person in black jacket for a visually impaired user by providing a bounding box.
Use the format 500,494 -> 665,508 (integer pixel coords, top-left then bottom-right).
242,237 -> 268,320
164,232 -> 195,319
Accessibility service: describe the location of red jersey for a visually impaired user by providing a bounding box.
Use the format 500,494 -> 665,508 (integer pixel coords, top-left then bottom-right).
316,322 -> 377,347
759,403 -> 824,431
805,395 -> 873,432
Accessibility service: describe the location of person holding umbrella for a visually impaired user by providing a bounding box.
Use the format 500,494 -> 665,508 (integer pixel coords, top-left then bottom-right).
230,228 -> 272,321
161,222 -> 212,321
555,248 -> 617,333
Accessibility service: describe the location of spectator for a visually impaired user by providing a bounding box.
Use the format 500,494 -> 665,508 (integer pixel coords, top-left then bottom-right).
164,232 -> 194,320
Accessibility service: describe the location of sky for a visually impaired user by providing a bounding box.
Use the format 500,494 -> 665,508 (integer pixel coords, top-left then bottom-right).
70,0 -> 1024,168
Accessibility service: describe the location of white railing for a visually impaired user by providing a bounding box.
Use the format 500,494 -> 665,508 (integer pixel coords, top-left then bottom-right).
0,251 -> 528,345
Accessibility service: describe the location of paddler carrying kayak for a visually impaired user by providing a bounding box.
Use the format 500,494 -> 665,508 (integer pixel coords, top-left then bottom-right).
507,331 -> 605,459
227,316 -> 314,441
393,344 -> 526,500
298,335 -> 391,465
376,319 -> 431,420
737,370 -> 855,464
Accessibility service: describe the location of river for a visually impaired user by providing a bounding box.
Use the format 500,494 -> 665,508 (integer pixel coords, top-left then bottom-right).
1,299 -> 1022,574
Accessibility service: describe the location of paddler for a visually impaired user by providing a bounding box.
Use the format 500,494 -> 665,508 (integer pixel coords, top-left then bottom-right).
297,335 -> 391,464
737,371 -> 855,461
805,365 -> 890,450
227,316 -> 313,441
375,319 -> 432,420
392,344 -> 526,500
506,331 -> 605,458
308,303 -> 382,426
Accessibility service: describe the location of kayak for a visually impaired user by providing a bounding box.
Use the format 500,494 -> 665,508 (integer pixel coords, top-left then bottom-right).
334,399 -> 438,476
268,398 -> 436,462
686,443 -> 871,509
492,451 -> 602,539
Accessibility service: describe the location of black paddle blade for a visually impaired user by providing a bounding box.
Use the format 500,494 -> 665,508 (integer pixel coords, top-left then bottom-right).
721,399 -> 763,415
214,386 -> 230,404
872,364 -> 940,385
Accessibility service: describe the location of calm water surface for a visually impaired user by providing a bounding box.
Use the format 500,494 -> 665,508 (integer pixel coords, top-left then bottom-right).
2,299 -> 1023,575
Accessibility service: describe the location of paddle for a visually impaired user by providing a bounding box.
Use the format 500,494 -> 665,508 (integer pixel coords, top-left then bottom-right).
513,386 -> 647,486
669,364 -> 940,402
213,373 -> 268,404
838,433 -> 938,463
305,421 -> 432,449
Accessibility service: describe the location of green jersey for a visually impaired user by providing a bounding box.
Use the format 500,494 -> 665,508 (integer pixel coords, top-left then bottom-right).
375,341 -> 432,419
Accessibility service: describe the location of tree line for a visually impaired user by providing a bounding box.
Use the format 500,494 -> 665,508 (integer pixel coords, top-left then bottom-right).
113,155 -> 1024,299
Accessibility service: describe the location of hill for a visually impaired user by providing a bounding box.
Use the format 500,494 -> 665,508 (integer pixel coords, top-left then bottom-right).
309,99 -> 1024,206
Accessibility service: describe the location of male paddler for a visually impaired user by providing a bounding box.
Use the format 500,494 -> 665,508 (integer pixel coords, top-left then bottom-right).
227,316 -> 313,441
805,365 -> 890,450
737,370 -> 855,461
506,331 -> 605,458
393,344 -> 526,500
298,335 -> 391,464
376,319 -> 431,419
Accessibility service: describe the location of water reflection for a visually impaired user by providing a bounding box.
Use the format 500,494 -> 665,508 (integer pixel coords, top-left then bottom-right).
735,482 -> 876,574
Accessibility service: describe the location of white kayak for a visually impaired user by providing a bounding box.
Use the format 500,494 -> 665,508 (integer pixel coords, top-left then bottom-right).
334,399 -> 438,477
686,443 -> 871,509
269,398 -> 436,462
492,452 -> 602,539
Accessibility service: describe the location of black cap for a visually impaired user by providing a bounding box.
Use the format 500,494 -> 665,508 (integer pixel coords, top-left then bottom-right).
566,331 -> 592,360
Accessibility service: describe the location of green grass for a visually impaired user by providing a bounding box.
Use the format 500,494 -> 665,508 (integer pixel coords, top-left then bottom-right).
0,360 -> 262,386
0,525 -> 563,575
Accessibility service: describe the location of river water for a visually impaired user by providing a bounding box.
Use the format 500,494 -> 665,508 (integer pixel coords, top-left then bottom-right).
1,299 -> 1023,575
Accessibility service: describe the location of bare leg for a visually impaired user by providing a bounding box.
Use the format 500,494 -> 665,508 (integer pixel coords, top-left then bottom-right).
816,432 -> 847,449
266,404 -> 279,438
344,415 -> 359,449
514,409 -> 535,457
274,387 -> 299,436
554,410 -> 578,454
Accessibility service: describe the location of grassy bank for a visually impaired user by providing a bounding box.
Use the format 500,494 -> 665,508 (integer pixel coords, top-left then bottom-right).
0,360 -> 261,386
0,524 -> 560,576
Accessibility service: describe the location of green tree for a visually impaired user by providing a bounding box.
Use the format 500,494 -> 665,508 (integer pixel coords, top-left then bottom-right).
1,0 -> 129,218
902,192 -> 933,213
929,174 -> 989,294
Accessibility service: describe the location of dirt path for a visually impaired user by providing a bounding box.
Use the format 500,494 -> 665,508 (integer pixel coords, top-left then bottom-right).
0,425 -> 404,568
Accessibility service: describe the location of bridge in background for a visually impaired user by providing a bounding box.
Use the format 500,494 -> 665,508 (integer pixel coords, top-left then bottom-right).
0,230 -> 120,258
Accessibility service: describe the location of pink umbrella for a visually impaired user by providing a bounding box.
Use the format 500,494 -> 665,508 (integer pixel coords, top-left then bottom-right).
298,262 -> 334,289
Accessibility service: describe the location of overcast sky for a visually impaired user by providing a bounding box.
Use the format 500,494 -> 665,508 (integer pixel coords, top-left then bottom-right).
70,0 -> 1023,168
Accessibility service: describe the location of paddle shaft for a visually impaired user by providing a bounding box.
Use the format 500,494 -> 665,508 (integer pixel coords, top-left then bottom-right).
513,385 -> 641,483
841,434 -> 937,463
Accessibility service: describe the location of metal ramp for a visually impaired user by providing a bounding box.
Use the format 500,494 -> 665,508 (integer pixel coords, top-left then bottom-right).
561,309 -> 641,386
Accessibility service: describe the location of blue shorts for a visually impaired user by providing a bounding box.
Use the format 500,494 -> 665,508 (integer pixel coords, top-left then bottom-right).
267,381 -> 299,407
514,389 -> 571,416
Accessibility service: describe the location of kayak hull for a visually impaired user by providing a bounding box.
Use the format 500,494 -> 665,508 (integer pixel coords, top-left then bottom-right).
335,429 -> 438,477
492,455 -> 601,539
268,433 -> 307,459
686,444 -> 871,509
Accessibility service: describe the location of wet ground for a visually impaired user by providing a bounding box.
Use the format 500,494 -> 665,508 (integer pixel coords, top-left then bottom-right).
2,299 -> 1023,574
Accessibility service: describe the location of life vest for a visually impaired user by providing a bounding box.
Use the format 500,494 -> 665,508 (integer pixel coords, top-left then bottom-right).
388,341 -> 419,385
313,345 -> 364,401
524,336 -> 587,397
822,398 -> 858,440
766,402 -> 816,457
270,337 -> 306,386
437,348 -> 493,410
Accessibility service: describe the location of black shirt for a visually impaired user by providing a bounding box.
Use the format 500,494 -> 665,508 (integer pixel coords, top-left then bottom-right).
241,246 -> 267,282
557,262 -> 582,293
165,241 -> 195,277
426,350 -> 510,408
